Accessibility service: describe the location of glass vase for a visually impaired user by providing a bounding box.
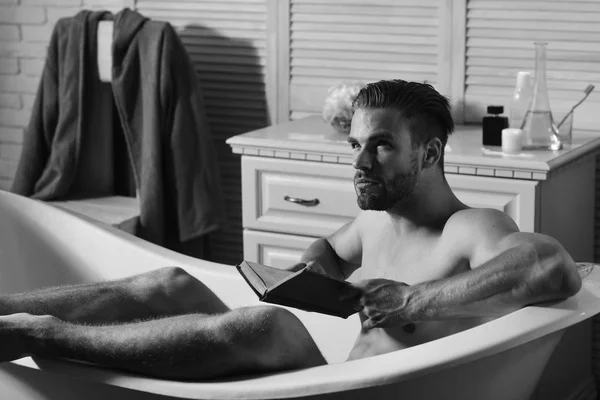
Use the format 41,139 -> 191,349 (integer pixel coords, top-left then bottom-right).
520,42 -> 562,151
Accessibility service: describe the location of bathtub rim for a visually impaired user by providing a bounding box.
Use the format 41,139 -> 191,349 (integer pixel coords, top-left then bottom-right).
2,191 -> 600,399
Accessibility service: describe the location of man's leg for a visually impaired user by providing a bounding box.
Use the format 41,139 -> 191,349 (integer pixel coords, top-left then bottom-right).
0,267 -> 229,324
0,306 -> 327,379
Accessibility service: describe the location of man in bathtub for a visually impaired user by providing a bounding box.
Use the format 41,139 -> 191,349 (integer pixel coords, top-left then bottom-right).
0,79 -> 582,380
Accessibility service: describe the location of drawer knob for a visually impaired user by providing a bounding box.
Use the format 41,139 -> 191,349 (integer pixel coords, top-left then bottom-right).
284,195 -> 320,207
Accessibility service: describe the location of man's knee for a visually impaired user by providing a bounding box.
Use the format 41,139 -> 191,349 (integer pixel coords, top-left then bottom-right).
130,266 -> 189,295
156,266 -> 197,297
223,306 -> 325,370
132,267 -> 228,315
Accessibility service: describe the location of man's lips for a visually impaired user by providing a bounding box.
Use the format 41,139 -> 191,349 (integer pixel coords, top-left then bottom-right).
355,179 -> 382,190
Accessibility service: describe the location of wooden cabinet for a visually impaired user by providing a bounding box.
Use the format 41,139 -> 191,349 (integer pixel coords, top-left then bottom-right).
228,115 -> 600,400
241,156 -> 543,269
229,116 -> 600,268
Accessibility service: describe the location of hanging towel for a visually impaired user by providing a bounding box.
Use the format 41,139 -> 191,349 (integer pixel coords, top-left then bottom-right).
11,9 -> 227,247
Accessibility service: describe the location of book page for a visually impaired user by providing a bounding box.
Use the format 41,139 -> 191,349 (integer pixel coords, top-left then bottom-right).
241,261 -> 296,290
238,263 -> 268,295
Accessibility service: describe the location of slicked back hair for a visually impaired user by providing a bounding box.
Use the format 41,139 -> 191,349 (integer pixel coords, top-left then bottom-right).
352,79 -> 454,169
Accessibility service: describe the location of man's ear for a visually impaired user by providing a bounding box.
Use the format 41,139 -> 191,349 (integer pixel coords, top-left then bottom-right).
423,138 -> 443,168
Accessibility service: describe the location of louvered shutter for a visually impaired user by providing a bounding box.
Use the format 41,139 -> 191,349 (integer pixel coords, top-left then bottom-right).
464,0 -> 600,131
288,0 -> 450,120
84,0 -> 132,12
135,0 -> 269,265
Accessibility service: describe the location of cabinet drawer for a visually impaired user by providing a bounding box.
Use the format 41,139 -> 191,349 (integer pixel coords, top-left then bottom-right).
243,229 -> 318,269
242,156 -> 360,238
447,174 -> 538,232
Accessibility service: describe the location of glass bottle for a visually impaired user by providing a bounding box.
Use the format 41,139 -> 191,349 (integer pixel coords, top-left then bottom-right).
508,71 -> 533,130
520,42 -> 562,151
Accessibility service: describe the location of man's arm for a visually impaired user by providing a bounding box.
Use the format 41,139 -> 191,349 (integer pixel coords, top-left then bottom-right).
354,209 -> 582,329
408,232 -> 581,321
288,213 -> 364,280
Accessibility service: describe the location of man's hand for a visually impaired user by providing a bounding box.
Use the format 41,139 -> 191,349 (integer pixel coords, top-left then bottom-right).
348,279 -> 415,331
286,260 -> 328,276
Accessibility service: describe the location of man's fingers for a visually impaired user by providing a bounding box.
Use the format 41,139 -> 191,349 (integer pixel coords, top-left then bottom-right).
305,261 -> 327,275
287,262 -> 307,272
363,316 -> 383,330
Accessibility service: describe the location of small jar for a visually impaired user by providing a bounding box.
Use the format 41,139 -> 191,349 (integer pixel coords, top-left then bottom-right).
502,128 -> 524,154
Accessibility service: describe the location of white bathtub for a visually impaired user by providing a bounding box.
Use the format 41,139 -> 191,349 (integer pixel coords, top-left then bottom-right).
1,189 -> 599,400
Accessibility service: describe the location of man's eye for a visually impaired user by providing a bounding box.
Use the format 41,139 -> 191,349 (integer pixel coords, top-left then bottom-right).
350,142 -> 360,150
377,141 -> 392,149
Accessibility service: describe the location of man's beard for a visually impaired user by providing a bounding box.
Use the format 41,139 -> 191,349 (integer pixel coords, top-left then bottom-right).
354,153 -> 420,211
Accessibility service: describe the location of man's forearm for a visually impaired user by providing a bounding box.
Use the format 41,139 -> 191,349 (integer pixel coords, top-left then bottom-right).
405,244 -> 581,321
299,238 -> 345,280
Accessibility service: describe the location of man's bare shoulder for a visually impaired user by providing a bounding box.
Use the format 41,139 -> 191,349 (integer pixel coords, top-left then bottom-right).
444,208 -> 519,235
442,208 -> 521,266
326,210 -> 384,267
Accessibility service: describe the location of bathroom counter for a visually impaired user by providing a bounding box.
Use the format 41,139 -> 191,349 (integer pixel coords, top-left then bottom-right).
227,115 -> 600,180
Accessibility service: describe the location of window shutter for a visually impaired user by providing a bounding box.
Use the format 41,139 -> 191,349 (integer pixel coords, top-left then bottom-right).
464,0 -> 600,131
84,0 -> 132,11
135,0 -> 269,264
288,0 -> 451,120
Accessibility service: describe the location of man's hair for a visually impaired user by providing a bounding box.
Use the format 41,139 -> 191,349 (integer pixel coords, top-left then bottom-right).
352,79 -> 454,167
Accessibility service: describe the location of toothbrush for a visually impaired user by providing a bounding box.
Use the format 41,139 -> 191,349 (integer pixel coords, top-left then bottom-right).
556,84 -> 595,129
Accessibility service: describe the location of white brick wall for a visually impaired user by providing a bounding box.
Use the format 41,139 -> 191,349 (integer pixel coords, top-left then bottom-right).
0,126 -> 23,143
0,25 -> 20,41
0,58 -> 19,73
0,0 -> 129,190
21,93 -> 35,109
0,93 -> 21,108
0,7 -> 46,24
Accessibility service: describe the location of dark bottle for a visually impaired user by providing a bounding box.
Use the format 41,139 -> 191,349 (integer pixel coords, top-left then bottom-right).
482,105 -> 509,146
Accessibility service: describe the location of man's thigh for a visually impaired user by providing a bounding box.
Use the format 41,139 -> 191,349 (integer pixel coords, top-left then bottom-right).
135,267 -> 231,316
219,306 -> 327,372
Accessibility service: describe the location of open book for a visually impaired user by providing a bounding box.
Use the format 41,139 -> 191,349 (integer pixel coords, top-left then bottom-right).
236,260 -> 361,318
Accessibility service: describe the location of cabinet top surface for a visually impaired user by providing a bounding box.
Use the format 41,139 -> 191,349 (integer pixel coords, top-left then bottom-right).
226,116 -> 600,176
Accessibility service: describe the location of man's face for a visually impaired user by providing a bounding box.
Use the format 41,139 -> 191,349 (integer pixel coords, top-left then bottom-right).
348,108 -> 421,211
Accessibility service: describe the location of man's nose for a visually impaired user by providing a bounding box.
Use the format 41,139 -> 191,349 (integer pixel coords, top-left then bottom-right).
352,148 -> 372,170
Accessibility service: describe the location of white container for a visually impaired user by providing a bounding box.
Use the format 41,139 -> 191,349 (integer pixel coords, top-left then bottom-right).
508,71 -> 534,129
502,128 -> 524,153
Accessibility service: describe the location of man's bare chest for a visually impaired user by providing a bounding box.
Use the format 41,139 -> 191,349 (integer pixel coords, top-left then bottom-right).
349,231 -> 469,284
